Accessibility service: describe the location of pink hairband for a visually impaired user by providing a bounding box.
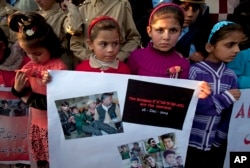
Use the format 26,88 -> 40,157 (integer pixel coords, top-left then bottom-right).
88,16 -> 119,38
148,2 -> 185,26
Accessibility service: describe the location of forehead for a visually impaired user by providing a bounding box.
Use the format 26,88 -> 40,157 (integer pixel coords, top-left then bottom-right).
151,17 -> 182,28
219,31 -> 245,42
94,29 -> 119,40
152,13 -> 181,25
179,2 -> 201,8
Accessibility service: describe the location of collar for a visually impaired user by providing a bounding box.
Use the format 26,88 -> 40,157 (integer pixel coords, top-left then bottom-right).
89,55 -> 119,70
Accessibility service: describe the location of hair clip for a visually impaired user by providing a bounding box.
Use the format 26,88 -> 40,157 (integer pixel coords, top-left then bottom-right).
17,18 -> 37,36
25,26 -> 37,36
208,21 -> 235,42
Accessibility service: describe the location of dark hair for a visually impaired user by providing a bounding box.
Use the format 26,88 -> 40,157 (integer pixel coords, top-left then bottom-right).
147,138 -> 154,144
143,154 -> 153,163
61,101 -> 69,106
1,100 -> 8,104
163,149 -> 176,158
70,106 -> 78,111
229,1 -> 250,49
8,12 -> 63,58
149,3 -> 184,27
161,133 -> 175,142
100,92 -> 113,101
88,16 -> 121,41
130,157 -> 139,162
209,23 -> 243,45
0,28 -> 10,64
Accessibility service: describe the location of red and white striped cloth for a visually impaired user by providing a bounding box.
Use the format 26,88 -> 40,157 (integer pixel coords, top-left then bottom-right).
205,0 -> 240,24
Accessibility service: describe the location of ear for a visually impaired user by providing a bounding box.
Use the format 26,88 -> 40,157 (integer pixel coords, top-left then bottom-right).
147,26 -> 152,38
205,43 -> 213,53
87,39 -> 94,51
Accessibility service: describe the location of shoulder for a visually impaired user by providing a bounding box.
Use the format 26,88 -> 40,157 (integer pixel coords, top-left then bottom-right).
49,59 -> 67,70
75,60 -> 90,71
118,61 -> 131,74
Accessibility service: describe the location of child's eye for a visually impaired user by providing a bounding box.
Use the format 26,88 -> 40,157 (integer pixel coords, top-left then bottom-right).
155,28 -> 164,33
100,42 -> 107,47
112,42 -> 119,47
169,28 -> 178,33
225,42 -> 235,48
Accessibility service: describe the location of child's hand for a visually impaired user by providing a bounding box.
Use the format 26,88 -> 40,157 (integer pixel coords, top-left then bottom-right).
198,81 -> 211,99
188,52 -> 204,62
228,89 -> 241,100
14,70 -> 28,92
41,71 -> 51,84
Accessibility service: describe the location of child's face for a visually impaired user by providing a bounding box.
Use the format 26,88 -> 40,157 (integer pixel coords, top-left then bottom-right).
165,153 -> 176,166
73,108 -> 79,114
147,17 -> 181,52
206,31 -> 245,63
163,138 -> 174,149
88,29 -> 120,63
19,43 -> 51,64
179,3 -> 200,28
131,160 -> 139,167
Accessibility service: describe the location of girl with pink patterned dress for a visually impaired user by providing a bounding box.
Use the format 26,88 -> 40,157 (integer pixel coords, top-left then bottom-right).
9,12 -> 67,168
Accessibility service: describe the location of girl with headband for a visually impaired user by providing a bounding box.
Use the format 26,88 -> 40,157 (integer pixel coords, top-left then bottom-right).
127,2 -> 210,98
9,12 -> 67,168
186,21 -> 245,168
128,2 -> 190,79
75,16 -> 131,74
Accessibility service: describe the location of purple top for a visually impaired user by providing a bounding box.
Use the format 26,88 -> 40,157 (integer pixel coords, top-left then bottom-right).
127,43 -> 190,79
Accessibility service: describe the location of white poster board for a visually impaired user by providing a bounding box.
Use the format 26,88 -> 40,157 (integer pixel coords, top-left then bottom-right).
47,70 -> 200,168
224,89 -> 250,168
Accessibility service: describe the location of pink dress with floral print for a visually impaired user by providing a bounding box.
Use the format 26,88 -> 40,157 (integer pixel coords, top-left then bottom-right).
20,58 -> 66,161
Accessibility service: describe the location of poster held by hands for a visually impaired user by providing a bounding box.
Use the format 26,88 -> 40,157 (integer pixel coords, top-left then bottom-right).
47,70 -> 200,168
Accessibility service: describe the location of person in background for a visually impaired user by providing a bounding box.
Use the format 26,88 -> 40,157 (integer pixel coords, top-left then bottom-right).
172,0 -> 210,63
0,0 -> 17,45
35,0 -> 82,69
160,133 -> 177,151
147,138 -> 162,153
9,11 -> 67,168
70,106 -> 102,136
130,157 -> 143,168
186,21 -> 244,168
227,0 -> 250,89
0,100 -> 11,116
120,145 -> 130,160
143,154 -> 163,168
75,15 -> 131,74
163,149 -> 178,167
70,0 -> 141,63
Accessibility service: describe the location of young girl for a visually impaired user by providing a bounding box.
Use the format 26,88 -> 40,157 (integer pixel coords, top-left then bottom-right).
127,3 -> 189,79
127,2 -> 210,98
9,12 -> 67,167
75,15 -> 131,74
186,21 -> 245,168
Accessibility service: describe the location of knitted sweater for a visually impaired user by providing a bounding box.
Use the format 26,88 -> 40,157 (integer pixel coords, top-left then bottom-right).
188,61 -> 238,150
127,43 -> 190,79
